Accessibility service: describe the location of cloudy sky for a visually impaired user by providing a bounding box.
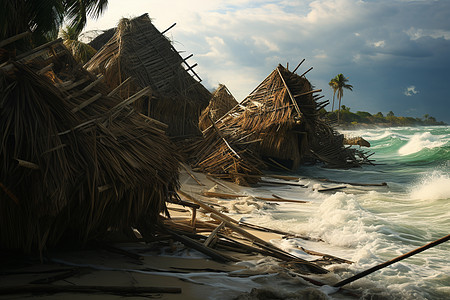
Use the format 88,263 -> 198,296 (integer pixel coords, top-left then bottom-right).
83,0 -> 450,122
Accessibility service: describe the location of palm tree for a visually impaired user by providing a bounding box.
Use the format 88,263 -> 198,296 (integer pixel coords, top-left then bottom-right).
328,78 -> 338,112
333,74 -> 353,122
1,0 -> 108,48
60,25 -> 97,64
64,0 -> 109,34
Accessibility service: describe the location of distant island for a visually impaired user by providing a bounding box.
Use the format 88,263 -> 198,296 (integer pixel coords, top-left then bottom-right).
322,106 -> 447,128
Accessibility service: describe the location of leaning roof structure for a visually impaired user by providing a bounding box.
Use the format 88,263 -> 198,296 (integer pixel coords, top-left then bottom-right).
85,13 -> 211,138
188,64 -> 367,185
198,84 -> 239,131
0,36 -> 181,253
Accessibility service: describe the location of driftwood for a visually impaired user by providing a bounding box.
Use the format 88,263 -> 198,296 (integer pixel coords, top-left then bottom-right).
318,178 -> 387,187
200,191 -> 308,204
260,179 -> 306,187
316,185 -> 347,192
167,229 -> 238,263
0,284 -> 181,295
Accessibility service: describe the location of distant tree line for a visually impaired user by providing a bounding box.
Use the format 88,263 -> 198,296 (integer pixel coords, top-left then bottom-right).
322,106 -> 446,127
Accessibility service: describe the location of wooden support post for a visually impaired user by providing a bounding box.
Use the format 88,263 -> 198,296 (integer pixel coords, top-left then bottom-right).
190,207 -> 197,229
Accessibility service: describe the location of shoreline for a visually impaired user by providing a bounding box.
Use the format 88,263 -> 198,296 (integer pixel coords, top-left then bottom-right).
0,169 -> 362,300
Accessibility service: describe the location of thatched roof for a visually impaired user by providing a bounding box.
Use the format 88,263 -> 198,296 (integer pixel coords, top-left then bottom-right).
85,14 -> 211,138
199,84 -> 239,131
0,39 -> 181,253
88,28 -> 115,50
187,64 -> 364,185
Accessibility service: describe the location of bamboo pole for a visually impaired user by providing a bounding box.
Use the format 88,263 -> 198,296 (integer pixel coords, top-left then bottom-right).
334,234 -> 450,287
0,31 -> 30,48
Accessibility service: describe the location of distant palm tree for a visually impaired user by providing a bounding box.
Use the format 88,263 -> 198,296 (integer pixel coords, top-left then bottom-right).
328,78 -> 338,111
60,25 -> 97,64
333,74 -> 353,122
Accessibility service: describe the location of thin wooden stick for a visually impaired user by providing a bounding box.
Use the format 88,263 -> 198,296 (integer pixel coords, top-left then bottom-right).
204,222 -> 225,247
299,67 -> 313,77
107,77 -> 132,97
181,163 -> 204,186
334,234 -> 450,287
292,59 -> 305,73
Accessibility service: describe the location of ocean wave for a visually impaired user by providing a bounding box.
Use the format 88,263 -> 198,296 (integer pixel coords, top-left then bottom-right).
398,132 -> 448,156
410,171 -> 450,201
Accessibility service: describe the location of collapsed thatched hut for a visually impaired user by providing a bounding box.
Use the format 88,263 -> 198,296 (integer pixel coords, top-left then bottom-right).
85,14 -> 211,138
198,84 -> 239,131
188,64 -> 364,185
0,38 -> 181,253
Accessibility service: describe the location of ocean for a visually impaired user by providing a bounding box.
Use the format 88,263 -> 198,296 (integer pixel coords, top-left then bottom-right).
221,125 -> 449,299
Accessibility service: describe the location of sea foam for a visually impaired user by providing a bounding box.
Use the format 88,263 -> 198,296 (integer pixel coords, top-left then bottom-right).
410,171 -> 450,201
398,132 -> 446,156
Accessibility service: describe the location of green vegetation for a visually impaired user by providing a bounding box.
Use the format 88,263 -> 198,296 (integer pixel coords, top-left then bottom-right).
323,106 -> 446,127
60,25 -> 97,64
1,0 -> 108,48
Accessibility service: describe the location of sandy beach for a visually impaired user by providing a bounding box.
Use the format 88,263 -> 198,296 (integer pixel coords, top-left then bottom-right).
0,168 -> 351,300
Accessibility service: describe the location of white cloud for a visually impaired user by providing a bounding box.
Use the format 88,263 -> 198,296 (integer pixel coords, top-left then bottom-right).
80,0 -> 450,121
406,27 -> 450,40
404,85 -> 419,96
251,36 -> 280,52
372,40 -> 385,48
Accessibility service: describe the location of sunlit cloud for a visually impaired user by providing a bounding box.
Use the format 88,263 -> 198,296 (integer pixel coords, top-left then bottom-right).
404,85 -> 419,96
82,0 -> 450,122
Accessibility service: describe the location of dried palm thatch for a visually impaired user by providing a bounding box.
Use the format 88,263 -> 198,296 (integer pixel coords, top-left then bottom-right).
0,38 -> 181,253
187,64 -> 364,185
199,84 -> 239,131
88,28 -> 115,50
85,13 -> 211,138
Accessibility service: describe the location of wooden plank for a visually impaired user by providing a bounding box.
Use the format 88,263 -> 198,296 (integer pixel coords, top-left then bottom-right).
0,31 -> 30,48
16,38 -> 63,61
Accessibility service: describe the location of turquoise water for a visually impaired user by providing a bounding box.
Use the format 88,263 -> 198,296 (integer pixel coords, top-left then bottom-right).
233,125 -> 449,299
